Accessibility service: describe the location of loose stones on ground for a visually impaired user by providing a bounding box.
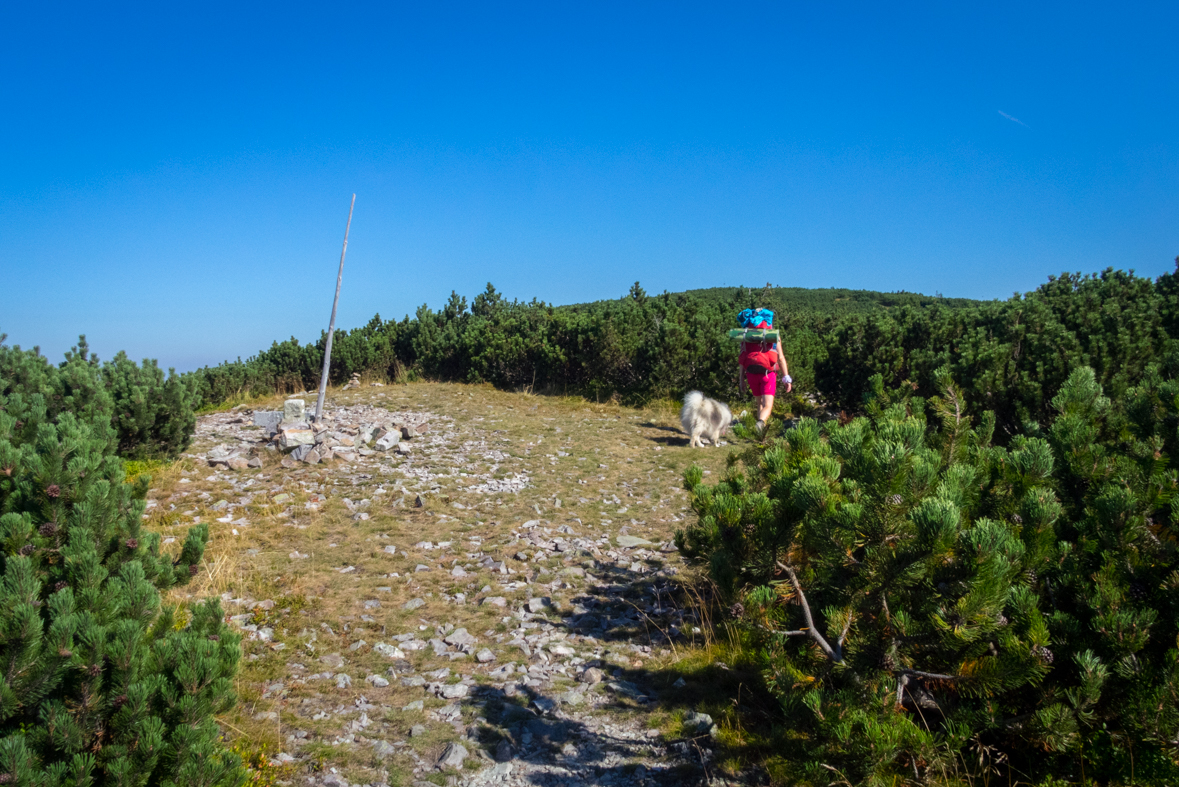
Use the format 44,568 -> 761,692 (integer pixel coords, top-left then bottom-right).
183,391 -> 722,787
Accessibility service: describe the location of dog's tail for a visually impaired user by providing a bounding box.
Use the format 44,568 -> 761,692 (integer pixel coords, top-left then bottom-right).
683,390 -> 704,409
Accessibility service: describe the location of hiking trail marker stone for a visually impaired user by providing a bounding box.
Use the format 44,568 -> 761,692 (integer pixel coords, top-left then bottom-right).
283,399 -> 306,422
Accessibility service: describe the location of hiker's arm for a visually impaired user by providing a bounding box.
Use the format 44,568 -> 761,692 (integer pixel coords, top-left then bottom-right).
778,345 -> 792,393
738,365 -> 746,395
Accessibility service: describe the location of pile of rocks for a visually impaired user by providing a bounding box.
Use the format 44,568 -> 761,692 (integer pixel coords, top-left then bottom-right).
205,398 -> 432,469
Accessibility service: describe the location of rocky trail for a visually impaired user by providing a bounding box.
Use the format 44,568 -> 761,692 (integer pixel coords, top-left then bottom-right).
146,383 -> 747,787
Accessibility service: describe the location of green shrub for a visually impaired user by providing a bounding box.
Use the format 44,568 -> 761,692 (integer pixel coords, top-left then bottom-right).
0,337 -> 196,462
102,351 -> 197,460
676,368 -> 1179,785
0,342 -> 243,785
817,267 -> 1179,436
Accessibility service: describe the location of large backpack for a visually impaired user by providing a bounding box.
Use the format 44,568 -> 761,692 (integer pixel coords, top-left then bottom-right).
737,309 -> 778,372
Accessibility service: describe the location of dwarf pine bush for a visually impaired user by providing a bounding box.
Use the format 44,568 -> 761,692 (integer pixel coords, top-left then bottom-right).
677,368 -> 1179,785
0,341 -> 243,785
0,337 -> 196,461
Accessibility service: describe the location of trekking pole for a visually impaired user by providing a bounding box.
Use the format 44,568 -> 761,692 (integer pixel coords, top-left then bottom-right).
314,193 -> 356,422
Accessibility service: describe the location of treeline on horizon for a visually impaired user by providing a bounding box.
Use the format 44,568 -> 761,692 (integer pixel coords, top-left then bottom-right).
189,262 -> 1179,440
186,281 -> 977,406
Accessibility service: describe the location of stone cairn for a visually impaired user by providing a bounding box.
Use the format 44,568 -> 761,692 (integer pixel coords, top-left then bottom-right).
207,398 -> 429,470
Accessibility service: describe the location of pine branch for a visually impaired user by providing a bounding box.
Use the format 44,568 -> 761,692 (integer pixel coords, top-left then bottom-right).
776,560 -> 841,663
896,668 -> 962,681
896,668 -> 962,706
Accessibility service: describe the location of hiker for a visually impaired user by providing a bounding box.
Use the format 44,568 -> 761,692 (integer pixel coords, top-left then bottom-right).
736,308 -> 791,431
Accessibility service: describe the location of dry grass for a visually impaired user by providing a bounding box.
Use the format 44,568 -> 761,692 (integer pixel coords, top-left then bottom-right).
142,381 -> 738,784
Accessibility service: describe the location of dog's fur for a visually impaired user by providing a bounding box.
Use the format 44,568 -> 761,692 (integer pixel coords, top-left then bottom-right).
681,390 -> 733,448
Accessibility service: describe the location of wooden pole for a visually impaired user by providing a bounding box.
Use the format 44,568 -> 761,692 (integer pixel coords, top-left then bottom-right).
314,194 -> 356,421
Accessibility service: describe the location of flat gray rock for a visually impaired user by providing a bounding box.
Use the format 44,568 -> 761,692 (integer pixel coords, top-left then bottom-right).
252,411 -> 282,429
439,683 -> 468,699
374,432 -> 401,451
437,742 -> 468,769
373,642 -> 405,659
289,443 -> 314,461
443,628 -> 475,647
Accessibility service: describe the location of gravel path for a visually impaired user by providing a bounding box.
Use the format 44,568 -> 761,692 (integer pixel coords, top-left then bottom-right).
152,384 -> 745,787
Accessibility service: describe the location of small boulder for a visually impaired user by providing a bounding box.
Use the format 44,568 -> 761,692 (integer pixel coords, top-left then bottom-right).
289,444 -> 314,462
443,628 -> 475,647
373,642 -> 406,659
253,411 -> 282,430
437,742 -> 468,770
438,683 -> 468,699
280,428 -> 315,450
683,711 -> 715,735
374,432 -> 401,451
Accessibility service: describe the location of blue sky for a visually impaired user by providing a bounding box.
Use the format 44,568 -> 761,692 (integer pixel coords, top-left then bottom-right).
2,2 -> 1176,371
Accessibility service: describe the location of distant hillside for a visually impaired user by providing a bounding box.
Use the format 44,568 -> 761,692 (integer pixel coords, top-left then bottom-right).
563,283 -> 982,315
681,285 -> 980,312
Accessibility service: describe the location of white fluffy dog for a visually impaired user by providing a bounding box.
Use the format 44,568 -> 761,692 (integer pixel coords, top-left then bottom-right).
681,391 -> 733,448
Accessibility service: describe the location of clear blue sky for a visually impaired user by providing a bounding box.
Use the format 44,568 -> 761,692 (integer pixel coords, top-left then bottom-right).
2,2 -> 1176,372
